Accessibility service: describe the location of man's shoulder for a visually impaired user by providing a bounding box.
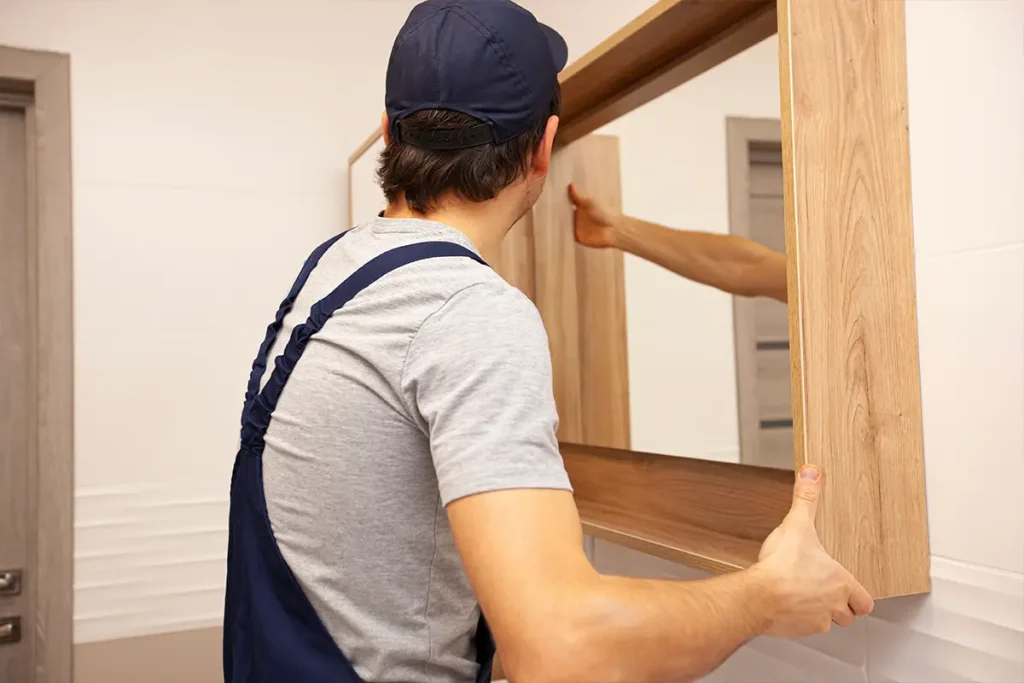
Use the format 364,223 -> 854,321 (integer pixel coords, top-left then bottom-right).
404,260 -> 549,357
428,269 -> 544,337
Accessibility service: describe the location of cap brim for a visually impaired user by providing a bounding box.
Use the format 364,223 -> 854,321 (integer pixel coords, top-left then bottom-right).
540,23 -> 569,72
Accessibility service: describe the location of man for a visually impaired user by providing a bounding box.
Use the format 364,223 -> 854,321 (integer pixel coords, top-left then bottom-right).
223,1 -> 871,682
569,184 -> 789,302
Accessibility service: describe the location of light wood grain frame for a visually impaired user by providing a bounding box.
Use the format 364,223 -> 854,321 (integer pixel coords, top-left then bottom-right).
778,0 -> 930,596
726,117 -> 783,468
345,0 -> 930,599
0,46 -> 74,682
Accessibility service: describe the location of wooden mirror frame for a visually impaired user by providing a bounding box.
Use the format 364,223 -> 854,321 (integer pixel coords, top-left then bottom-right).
347,0 -> 930,599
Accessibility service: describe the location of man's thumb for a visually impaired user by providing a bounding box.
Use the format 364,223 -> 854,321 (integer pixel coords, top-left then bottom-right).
568,183 -> 587,207
790,465 -> 823,521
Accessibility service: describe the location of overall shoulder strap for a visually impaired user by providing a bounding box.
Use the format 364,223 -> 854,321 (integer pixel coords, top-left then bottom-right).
241,241 -> 487,445
241,232 -> 346,425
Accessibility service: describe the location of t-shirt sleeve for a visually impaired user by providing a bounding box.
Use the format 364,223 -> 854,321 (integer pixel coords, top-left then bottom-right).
401,280 -> 572,506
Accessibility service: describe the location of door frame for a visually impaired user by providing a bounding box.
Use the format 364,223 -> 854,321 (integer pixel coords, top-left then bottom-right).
725,116 -> 783,467
0,46 -> 74,683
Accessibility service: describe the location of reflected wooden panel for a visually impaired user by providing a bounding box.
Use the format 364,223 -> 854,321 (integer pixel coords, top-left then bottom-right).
563,442 -> 792,573
495,212 -> 536,303
557,0 -> 777,145
533,135 -> 630,448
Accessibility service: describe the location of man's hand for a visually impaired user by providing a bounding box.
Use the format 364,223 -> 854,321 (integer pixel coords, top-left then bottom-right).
568,183 -> 619,249
755,465 -> 875,637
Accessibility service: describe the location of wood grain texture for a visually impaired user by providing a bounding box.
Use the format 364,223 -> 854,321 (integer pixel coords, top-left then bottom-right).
532,135 -> 629,446
563,443 -> 792,573
22,52 -> 74,683
778,0 -> 930,597
0,103 -> 33,683
571,137 -> 630,450
531,142 -> 583,441
495,212 -> 536,303
557,1 -> 777,146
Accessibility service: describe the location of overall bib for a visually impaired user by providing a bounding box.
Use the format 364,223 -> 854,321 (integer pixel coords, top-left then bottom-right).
223,232 -> 496,683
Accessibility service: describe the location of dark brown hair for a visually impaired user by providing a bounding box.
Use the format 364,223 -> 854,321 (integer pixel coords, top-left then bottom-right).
377,85 -> 561,214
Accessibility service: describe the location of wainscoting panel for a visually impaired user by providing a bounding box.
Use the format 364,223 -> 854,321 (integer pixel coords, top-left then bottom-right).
74,485 -> 228,643
591,540 -> 1024,683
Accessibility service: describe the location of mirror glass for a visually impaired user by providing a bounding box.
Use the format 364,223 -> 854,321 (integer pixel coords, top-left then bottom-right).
592,35 -> 792,469
348,36 -> 793,471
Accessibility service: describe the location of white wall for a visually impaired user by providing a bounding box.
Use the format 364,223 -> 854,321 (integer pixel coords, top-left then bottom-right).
0,0 -> 425,643
351,136 -> 387,226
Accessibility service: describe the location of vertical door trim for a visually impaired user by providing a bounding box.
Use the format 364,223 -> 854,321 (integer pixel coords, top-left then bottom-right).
0,46 -> 74,683
725,117 -> 781,467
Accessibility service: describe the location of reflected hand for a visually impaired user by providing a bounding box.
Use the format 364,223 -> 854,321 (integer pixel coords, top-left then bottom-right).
756,466 -> 874,637
568,183 -> 620,249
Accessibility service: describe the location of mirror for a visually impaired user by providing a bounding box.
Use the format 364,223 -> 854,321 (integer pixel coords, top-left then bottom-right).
347,37 -> 793,470
582,35 -> 792,469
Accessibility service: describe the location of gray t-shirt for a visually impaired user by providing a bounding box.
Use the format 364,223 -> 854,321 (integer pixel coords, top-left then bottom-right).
260,216 -> 571,683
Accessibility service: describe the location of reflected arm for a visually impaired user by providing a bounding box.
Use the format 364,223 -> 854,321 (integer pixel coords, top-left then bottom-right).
612,215 -> 788,303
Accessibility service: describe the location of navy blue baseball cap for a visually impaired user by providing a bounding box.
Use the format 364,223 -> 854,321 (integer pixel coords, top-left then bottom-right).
385,0 -> 568,150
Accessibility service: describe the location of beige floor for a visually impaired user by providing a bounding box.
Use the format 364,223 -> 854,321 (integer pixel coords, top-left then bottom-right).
75,627 -> 222,683
75,628 -> 510,682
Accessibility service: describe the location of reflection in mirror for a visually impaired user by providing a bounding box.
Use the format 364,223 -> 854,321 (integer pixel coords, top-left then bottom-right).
348,37 -> 794,471
580,35 -> 792,469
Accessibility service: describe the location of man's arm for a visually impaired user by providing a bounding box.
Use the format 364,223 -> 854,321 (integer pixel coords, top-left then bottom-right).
403,280 -> 869,682
569,184 -> 789,304
449,469 -> 872,683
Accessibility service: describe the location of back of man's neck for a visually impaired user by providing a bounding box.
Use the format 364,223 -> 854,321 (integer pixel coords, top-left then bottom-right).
382,195 -> 515,266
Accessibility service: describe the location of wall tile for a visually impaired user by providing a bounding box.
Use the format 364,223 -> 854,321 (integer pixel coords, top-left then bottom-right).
905,0 -> 1024,256
73,182 -> 342,493
868,558 -> 1024,683
74,485 -> 229,643
593,543 -> 1024,683
915,246 -> 1024,573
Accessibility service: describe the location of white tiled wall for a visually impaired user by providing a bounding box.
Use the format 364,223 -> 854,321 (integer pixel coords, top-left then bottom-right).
591,543 -> 1024,683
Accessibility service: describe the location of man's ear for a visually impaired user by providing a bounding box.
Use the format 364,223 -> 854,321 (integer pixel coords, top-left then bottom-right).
531,115 -> 560,177
381,110 -> 391,145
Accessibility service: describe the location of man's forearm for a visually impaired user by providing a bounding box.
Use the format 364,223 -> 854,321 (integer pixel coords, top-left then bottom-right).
512,565 -> 776,683
612,215 -> 788,303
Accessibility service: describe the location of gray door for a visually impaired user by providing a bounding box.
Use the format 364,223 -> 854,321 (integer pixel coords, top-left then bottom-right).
747,150 -> 794,469
0,103 -> 33,681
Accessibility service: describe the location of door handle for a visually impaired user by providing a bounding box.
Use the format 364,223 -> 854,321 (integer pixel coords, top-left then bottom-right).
0,616 -> 21,644
0,570 -> 21,596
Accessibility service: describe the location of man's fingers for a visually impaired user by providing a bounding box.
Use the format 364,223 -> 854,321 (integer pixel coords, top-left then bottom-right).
788,465 -> 823,523
846,574 -> 874,616
568,183 -> 589,208
831,606 -> 856,628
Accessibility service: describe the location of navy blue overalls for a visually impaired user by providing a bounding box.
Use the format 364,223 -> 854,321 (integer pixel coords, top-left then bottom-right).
223,231 -> 496,682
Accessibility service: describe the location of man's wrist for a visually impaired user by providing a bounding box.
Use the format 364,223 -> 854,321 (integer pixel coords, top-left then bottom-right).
739,562 -> 782,636
608,215 -> 634,251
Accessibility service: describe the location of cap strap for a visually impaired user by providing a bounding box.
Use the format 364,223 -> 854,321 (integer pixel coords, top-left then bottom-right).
397,121 -> 494,150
